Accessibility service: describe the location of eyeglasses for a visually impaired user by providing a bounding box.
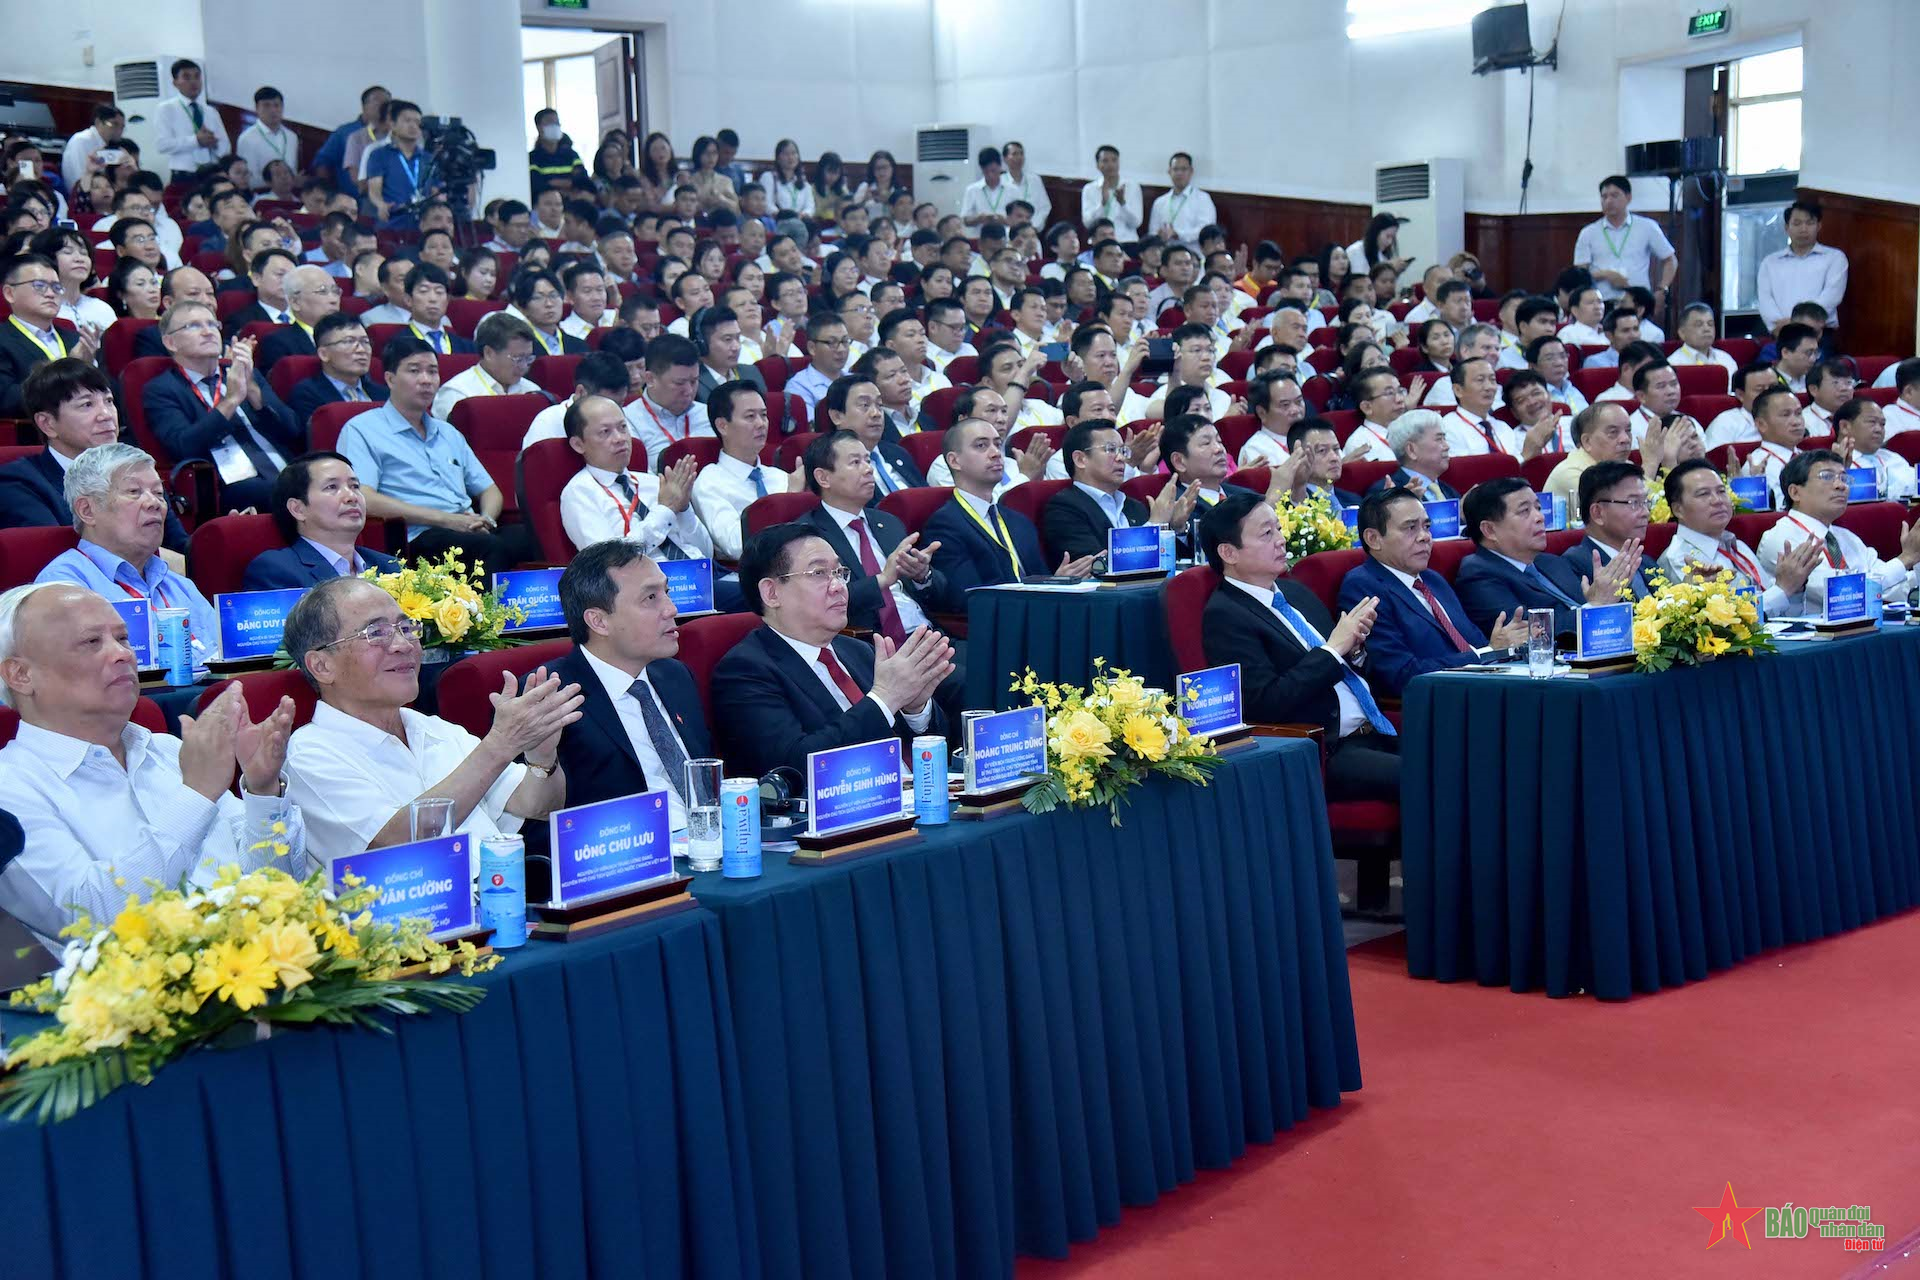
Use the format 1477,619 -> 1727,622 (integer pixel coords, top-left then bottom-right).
777,566 -> 852,586
1811,469 -> 1849,484
509,352 -> 538,368
167,319 -> 221,335
1592,497 -> 1651,512
6,278 -> 60,296
318,617 -> 423,651
322,336 -> 372,350
1083,443 -> 1127,457
125,233 -> 157,247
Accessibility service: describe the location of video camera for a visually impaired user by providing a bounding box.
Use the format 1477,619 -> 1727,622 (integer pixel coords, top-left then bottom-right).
416,115 -> 496,218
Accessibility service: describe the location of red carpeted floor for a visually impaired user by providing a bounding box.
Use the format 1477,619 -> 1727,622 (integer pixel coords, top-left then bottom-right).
1019,913 -> 1920,1279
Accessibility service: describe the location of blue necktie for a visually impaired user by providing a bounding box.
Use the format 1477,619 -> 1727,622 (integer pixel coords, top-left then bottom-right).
873,459 -> 896,494
749,466 -> 767,498
1269,594 -> 1396,737
1523,562 -> 1580,610
428,330 -> 444,353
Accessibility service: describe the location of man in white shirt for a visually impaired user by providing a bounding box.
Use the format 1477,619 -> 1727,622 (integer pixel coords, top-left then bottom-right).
1580,307 -> 1641,370
559,262 -> 612,341
431,312 -> 541,422
282,577 -> 581,872
922,298 -> 974,375
1345,368 -> 1409,463
1801,360 -> 1856,438
1770,322 -> 1821,393
60,104 -> 125,190
1122,324 -> 1232,422
1437,359 -> 1517,457
999,140 -> 1050,228
1145,244 -> 1201,323
236,87 -> 300,188
1556,285 -> 1609,346
1626,360 -> 1683,444
1081,145 -> 1143,242
960,146 -> 1016,228
1745,386 -> 1808,507
1835,400 -> 1917,501
522,350 -> 633,450
1757,199 -> 1848,332
1883,360 -> 1920,438
1005,288 -> 1053,361
1703,363 -> 1777,449
1147,152 -> 1216,247
626,334 -> 713,472
1670,302 -> 1737,377
1657,459 -> 1815,619
1423,325 -> 1506,410
154,59 -> 230,178
1401,266 -> 1453,327
1526,335 -> 1590,414
786,315 -> 850,416
1757,449 -> 1920,611
692,381 -> 794,562
357,258 -> 414,328
559,394 -> 709,561
1239,374 -> 1306,467
1595,341 -> 1662,405
0,585 -> 304,947
1572,174 -> 1677,304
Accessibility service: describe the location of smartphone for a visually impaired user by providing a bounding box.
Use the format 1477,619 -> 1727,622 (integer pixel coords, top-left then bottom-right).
1145,337 -> 1175,360
98,148 -> 125,165
14,158 -> 34,179
1039,341 -> 1069,362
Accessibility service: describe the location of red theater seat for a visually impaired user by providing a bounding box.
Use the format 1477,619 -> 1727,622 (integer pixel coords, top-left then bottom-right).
520,439 -> 586,562
743,491 -> 820,539
678,612 -> 763,724
878,486 -> 952,538
187,514 -> 282,598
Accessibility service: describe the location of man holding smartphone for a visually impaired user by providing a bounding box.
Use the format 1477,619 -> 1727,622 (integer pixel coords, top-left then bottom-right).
60,105 -> 125,190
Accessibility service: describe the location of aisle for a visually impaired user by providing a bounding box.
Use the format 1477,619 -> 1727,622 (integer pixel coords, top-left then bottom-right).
1019,914 -> 1920,1279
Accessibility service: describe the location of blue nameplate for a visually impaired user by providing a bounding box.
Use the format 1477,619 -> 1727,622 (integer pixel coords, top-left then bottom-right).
1179,663 -> 1245,735
1847,467 -> 1880,502
1734,584 -> 1762,613
1425,499 -> 1462,539
1339,506 -> 1360,530
1824,572 -> 1869,623
332,835 -> 475,938
1537,491 -> 1567,532
548,789 -> 673,905
807,737 -> 906,837
494,568 -> 565,632
662,557 -> 715,614
964,704 -> 1048,791
1729,475 -> 1770,510
112,599 -> 153,666
215,589 -> 302,661
1107,523 -> 1164,574
1575,602 -> 1634,660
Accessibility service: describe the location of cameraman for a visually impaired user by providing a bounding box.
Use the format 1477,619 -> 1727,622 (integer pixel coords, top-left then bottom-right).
364,100 -> 444,229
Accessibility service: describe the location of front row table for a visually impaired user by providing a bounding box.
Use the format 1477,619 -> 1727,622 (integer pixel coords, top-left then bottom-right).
1401,626 -> 1920,1000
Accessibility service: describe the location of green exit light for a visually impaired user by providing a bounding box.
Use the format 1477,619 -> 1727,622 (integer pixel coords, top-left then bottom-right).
547,0 -> 589,9
1688,8 -> 1730,37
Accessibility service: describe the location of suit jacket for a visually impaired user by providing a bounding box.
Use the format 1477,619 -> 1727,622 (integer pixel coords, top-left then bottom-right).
549,646 -> 713,811
143,364 -> 303,472
240,538 -> 401,590
1367,467 -> 1461,501
0,322 -> 72,417
223,303 -> 289,340
1042,482 -> 1148,563
288,373 -> 389,430
868,439 -> 927,503
1559,536 -> 1658,601
1311,484 -> 1366,511
0,448 -> 189,551
410,328 -> 477,356
1203,578 -> 1349,738
133,325 -> 168,360
254,324 -> 316,374
712,623 -> 950,778
925,492 -> 1046,592
1338,555 -> 1488,697
696,361 -> 768,406
1454,548 -> 1588,637
799,503 -> 951,630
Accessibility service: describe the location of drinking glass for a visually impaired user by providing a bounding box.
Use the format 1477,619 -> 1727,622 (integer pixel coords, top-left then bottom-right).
684,758 -> 724,872
1526,608 -> 1556,679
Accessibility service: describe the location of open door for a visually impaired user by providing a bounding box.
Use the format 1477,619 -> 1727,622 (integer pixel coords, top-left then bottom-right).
594,38 -> 628,145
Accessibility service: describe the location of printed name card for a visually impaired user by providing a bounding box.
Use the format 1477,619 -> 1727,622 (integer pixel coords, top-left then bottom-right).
1339,506 -> 1360,530
1537,491 -> 1567,532
1824,572 -> 1869,623
1575,602 -> 1635,660
964,704 -> 1048,791
548,790 -> 672,905
1729,475 -> 1771,511
215,589 -> 303,661
332,835 -> 474,938
662,557 -> 716,614
112,599 -> 153,666
1107,524 -> 1164,575
808,737 -> 906,837
1847,468 -> 1880,503
494,569 -> 565,632
1178,664 -> 1246,735
1425,499 -> 1463,540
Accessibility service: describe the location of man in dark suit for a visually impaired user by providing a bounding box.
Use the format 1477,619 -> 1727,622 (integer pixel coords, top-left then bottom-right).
253,264 -> 344,374
823,372 -> 926,502
1365,409 -> 1459,501
144,299 -> 303,514
548,541 -> 714,814
1453,475 -> 1640,638
1281,418 -> 1365,509
796,430 -> 950,639
0,255 -> 94,416
713,522 -> 956,778
925,419 -> 1091,591
1560,459 -> 1659,599
243,451 -> 402,589
0,358 -> 188,553
1042,419 -> 1192,563
693,304 -> 769,406
132,266 -> 218,360
220,247 -> 300,338
1200,492 -> 1398,801
400,262 -> 477,356
287,312 -> 389,430
1339,487 -> 1529,696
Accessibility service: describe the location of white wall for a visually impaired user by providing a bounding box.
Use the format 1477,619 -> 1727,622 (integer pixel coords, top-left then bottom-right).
0,0 -> 206,91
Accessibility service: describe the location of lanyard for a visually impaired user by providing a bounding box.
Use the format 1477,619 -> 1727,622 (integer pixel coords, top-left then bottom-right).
1169,190 -> 1190,225
252,123 -> 289,161
180,365 -> 224,407
535,327 -> 562,355
1599,216 -> 1630,260
955,495 -> 1022,575
1786,516 -> 1842,568
592,474 -> 644,535
638,396 -> 690,443
9,316 -> 63,361
1360,423 -> 1391,452
409,321 -> 444,348
117,573 -> 170,609
982,182 -> 1004,212
1715,540 -> 1763,585
474,369 -> 507,396
394,147 -> 422,192
1455,409 -> 1505,456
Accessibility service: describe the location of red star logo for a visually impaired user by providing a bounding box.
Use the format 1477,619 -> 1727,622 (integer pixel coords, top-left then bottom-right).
1692,1182 -> 1764,1249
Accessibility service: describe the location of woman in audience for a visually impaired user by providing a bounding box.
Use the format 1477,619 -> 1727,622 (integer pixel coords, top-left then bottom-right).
762,138 -> 814,219
456,247 -> 500,301
811,151 -> 850,223
216,153 -> 251,193
1324,339 -> 1388,411
854,150 -> 898,220
1414,319 -> 1453,374
1370,261 -> 1403,306
654,256 -> 688,300
693,238 -> 729,288
687,135 -> 740,214
638,131 -> 678,212
593,131 -> 631,198
1349,212 -> 1412,276
32,226 -> 117,333
81,172 -> 116,217
729,257 -> 767,303
919,263 -> 956,304
179,189 -> 211,228
518,242 -> 554,275
108,217 -> 165,272
1316,242 -> 1351,311
107,258 -> 163,320
817,251 -> 862,315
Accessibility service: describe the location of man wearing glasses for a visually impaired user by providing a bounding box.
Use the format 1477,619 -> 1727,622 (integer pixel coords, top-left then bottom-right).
288,313 -> 389,431
257,265 -> 346,374
1757,450 -> 1920,613
712,523 -> 956,777
1559,461 -> 1661,600
430,312 -> 543,422
282,576 -> 582,872
1,255 -> 98,416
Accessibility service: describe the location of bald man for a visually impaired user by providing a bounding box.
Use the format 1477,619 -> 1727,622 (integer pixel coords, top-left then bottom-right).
257,263 -> 346,373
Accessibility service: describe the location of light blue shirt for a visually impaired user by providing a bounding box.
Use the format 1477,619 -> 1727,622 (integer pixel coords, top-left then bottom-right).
302,536 -> 367,577
38,539 -> 220,661
337,403 -> 494,538
1074,480 -> 1130,527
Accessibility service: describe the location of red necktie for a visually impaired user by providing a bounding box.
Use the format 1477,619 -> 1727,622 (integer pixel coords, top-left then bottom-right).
849,517 -> 907,644
1415,577 -> 1474,653
818,646 -> 867,706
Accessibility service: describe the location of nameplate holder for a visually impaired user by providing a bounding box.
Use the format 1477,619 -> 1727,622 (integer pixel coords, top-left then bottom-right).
112,599 -> 155,668
1178,662 -> 1250,746
494,568 -> 566,635
956,704 -> 1047,814
1424,499 -> 1463,540
541,789 -> 678,937
1537,491 -> 1567,532
1729,475 -> 1771,511
1101,523 -> 1166,581
211,587 -> 303,670
662,557 -> 716,616
1846,468 -> 1880,503
1338,506 -> 1360,530
332,835 -> 490,955
1570,601 -> 1636,671
528,875 -> 695,943
793,737 -> 921,861
1814,571 -> 1875,635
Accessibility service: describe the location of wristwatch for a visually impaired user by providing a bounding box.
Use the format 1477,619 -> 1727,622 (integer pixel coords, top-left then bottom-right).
522,758 -> 558,778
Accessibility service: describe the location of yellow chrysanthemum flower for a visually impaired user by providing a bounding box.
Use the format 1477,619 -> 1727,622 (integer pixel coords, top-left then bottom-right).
192,939 -> 279,1011
397,588 -> 434,621
1121,713 -> 1169,761
259,921 -> 320,992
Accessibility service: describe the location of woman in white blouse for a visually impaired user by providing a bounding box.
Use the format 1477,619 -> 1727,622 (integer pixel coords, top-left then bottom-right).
32,226 -> 116,335
761,138 -> 816,219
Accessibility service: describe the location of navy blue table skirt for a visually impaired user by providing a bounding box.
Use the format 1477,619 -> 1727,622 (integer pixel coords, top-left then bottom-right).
692,738 -> 1360,1273
0,908 -> 758,1280
964,583 -> 1175,710
1402,626 -> 1920,999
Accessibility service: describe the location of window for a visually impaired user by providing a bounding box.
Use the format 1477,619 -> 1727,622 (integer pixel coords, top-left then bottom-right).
1345,0 -> 1494,41
1727,47 -> 1802,176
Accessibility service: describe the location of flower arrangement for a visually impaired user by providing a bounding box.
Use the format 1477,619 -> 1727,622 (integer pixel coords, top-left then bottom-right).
1631,568 -> 1774,672
1273,493 -> 1355,561
1011,660 -> 1220,825
367,550 -> 524,652
1,863 -> 499,1124
1649,475 -> 1753,523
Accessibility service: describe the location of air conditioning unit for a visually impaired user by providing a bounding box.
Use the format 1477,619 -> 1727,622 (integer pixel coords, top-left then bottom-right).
913,123 -> 988,220
113,56 -> 195,173
1373,159 -> 1465,272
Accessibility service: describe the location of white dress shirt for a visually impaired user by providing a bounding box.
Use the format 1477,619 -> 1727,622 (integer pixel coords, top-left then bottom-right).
559,312 -> 611,340
1595,383 -> 1636,404
1750,440 -> 1796,507
1572,213 -> 1675,299
1403,298 -> 1438,327
1080,180 -> 1144,240
0,720 -> 304,948
1119,382 -> 1229,423
820,501 -> 931,631
1882,399 -> 1920,439
1703,407 -> 1758,449
1237,429 -> 1290,469
58,293 -> 117,334
693,451 -> 793,561
1222,577 -> 1364,737
759,174 -> 816,219
1557,321 -> 1608,346
625,393 -> 714,472
561,463 -> 711,559
1802,402 -> 1836,438
1756,243 -> 1848,329
430,365 -> 539,423
1849,449 -> 1917,501
154,94 -> 230,172
1003,170 -> 1050,226
1012,396 -> 1064,430
579,647 -> 693,831
236,122 -> 300,187
1147,186 -> 1218,245
770,627 -> 931,731
60,126 -> 109,189
285,702 -> 527,875
1658,524 -> 1801,619
1440,407 -> 1522,458
960,177 -> 1017,224
1422,379 -> 1504,411
1670,344 -> 1737,375
1758,511 -> 1918,610
1345,420 -> 1398,463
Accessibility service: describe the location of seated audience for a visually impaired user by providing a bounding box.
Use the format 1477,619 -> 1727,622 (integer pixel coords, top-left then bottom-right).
1454,476 -> 1640,637
628,334 -> 714,471
243,451 -> 402,589
1757,450 -> 1920,611
1560,460 -> 1660,599
1578,306 -> 1641,370
1371,409 -> 1459,501
223,248 -> 298,334
559,394 -> 711,561
1769,321 -> 1821,392
255,265 -> 343,372
1670,302 -> 1737,374
691,381 -> 795,562
1834,397 -> 1916,500
288,312 -> 390,428
145,299 -> 301,513
402,262 -> 474,354
1526,335 -> 1589,414
1703,364 -> 1777,449
925,418 -> 1082,591
1544,402 -> 1637,508
1278,417 -> 1364,510
796,430 -> 948,639
1043,420 -> 1194,562
1,255 -> 95,415
431,312 -> 542,421
823,373 -> 925,497
1746,386 -> 1808,507
1801,359 -> 1856,437
1239,374 -> 1306,467
521,350 -> 632,450
1657,458 -> 1814,618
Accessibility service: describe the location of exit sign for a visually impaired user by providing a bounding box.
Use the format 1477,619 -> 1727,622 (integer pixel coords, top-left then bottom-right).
547,0 -> 588,8
1688,7 -> 1730,37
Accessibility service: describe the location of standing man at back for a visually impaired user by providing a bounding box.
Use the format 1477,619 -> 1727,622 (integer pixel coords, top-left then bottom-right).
1573,175 -> 1676,311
